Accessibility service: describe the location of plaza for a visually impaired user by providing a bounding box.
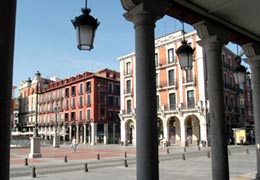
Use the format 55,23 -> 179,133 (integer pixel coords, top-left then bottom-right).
10,144 -> 256,180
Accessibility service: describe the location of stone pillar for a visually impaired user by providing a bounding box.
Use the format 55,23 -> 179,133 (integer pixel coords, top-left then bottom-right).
83,124 -> 87,144
194,21 -> 229,180
121,2 -> 167,179
112,123 -> 116,143
69,126 -> 72,141
242,43 -> 260,180
104,123 -> 108,144
91,122 -> 97,145
0,1 -> 16,179
180,121 -> 186,146
163,120 -> 169,141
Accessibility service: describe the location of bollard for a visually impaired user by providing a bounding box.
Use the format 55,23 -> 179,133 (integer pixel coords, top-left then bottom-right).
124,152 -> 127,158
25,158 -> 28,166
182,153 -> 186,160
207,151 -> 210,158
246,149 -> 249,154
31,166 -> 36,178
229,150 -> 231,156
97,153 -> 100,160
124,159 -> 128,167
184,147 -> 186,152
84,163 -> 88,172
64,155 -> 68,163
166,148 -> 169,154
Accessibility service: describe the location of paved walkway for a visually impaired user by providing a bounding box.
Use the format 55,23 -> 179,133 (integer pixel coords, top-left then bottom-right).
10,144 -> 257,179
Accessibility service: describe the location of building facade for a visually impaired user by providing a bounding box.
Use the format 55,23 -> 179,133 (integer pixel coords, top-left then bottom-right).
19,69 -> 120,145
118,30 -> 253,146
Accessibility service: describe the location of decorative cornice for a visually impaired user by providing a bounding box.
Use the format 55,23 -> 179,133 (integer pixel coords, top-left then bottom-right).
242,43 -> 260,58
193,20 -> 229,45
120,0 -> 141,11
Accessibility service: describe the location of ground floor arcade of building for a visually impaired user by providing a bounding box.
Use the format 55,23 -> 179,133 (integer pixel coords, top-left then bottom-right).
38,122 -> 120,145
120,111 -> 209,147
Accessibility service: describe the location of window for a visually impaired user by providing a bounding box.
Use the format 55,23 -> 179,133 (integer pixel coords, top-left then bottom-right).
79,96 -> 83,107
71,86 -> 76,96
108,83 -> 113,93
79,83 -> 83,94
79,111 -> 82,121
157,95 -> 159,110
108,96 -> 114,106
72,97 -> 76,108
169,93 -> 176,110
126,80 -> 131,94
66,99 -> 69,109
115,97 -> 120,107
114,84 -> 120,94
86,94 -> 91,106
126,62 -> 131,75
186,69 -> 193,83
127,100 -> 131,114
155,53 -> 158,66
86,109 -> 91,120
156,73 -> 159,87
187,90 -> 195,108
65,113 -> 69,121
168,48 -> 174,64
71,112 -> 75,121
168,69 -> 175,86
65,88 -> 69,97
86,81 -> 91,92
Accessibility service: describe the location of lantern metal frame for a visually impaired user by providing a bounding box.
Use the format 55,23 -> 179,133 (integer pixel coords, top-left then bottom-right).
71,0 -> 100,51
176,21 -> 195,70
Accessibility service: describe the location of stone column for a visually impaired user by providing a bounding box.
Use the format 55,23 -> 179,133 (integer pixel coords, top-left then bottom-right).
104,123 -> 108,144
69,126 -> 72,141
0,1 -> 16,179
83,124 -> 87,144
76,125 -> 79,143
112,123 -> 116,143
91,122 -> 97,145
121,2 -> 167,179
180,121 -> 186,146
242,43 -> 260,180
194,21 -> 229,180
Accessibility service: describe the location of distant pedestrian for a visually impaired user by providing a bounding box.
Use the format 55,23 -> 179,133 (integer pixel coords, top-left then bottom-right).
70,138 -> 78,152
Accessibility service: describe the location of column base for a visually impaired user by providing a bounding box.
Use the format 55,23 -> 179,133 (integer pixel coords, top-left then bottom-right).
29,136 -> 42,158
53,136 -> 60,148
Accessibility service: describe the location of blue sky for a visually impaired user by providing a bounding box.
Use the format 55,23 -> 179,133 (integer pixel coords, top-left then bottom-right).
13,1 -> 194,92
14,1 -> 241,96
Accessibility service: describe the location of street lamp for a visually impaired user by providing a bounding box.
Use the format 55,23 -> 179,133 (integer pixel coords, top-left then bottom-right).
71,0 -> 100,51
53,100 -> 61,148
176,21 -> 195,70
233,56 -> 247,85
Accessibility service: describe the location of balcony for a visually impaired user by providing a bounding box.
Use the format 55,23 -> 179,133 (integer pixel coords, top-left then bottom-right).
124,69 -> 132,77
183,76 -> 196,87
157,80 -> 177,90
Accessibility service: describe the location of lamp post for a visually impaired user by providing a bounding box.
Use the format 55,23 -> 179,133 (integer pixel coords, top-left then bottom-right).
53,100 -> 61,148
29,71 -> 42,158
71,0 -> 99,51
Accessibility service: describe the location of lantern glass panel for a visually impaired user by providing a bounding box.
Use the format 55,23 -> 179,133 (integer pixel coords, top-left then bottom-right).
76,25 -> 96,50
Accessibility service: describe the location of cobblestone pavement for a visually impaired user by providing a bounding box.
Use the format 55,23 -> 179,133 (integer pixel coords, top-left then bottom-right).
10,144 -> 257,180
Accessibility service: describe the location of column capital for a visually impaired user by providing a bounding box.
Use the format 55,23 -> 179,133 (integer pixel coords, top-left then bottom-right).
122,1 -> 169,26
194,21 -> 229,48
242,43 -> 260,61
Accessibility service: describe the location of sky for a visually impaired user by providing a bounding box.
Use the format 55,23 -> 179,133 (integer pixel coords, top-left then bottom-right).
13,0 -> 241,96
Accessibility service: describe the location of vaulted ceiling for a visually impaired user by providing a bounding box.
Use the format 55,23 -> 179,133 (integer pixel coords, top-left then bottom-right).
165,0 -> 260,46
